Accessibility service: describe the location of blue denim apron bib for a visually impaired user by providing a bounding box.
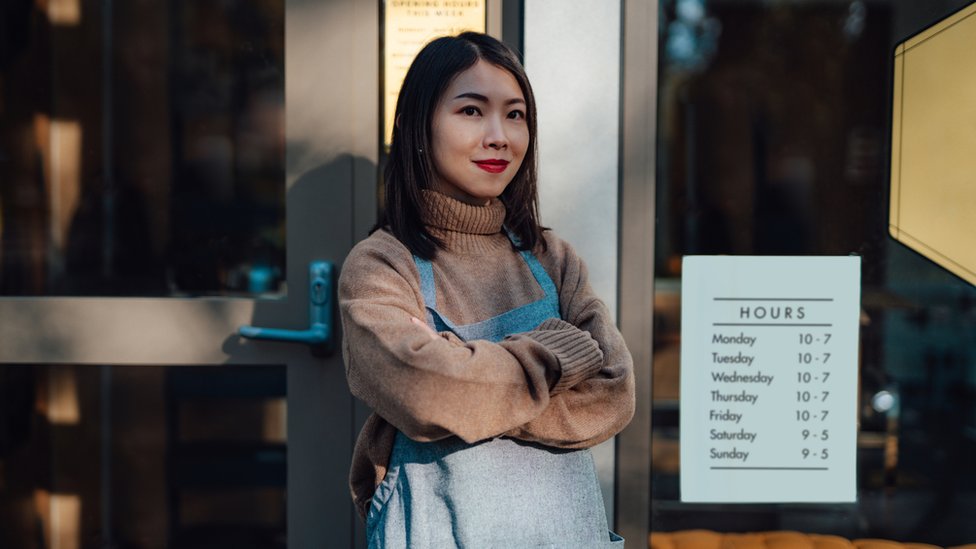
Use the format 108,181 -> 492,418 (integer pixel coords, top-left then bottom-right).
365,234 -> 624,548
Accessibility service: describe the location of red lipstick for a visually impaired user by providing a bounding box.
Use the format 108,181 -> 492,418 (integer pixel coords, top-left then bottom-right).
473,159 -> 509,173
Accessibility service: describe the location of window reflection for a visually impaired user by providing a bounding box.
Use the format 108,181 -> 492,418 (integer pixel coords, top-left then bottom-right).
654,0 -> 976,545
0,364 -> 286,549
0,0 -> 284,296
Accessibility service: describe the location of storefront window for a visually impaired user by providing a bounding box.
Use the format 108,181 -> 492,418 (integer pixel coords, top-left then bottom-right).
0,364 -> 286,548
0,0 -> 284,296
653,0 -> 976,544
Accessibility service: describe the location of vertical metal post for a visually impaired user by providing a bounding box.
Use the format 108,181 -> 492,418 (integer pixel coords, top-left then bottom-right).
101,1 -> 115,546
501,0 -> 524,56
617,0 -> 657,543
487,0 -> 503,39
102,0 -> 115,279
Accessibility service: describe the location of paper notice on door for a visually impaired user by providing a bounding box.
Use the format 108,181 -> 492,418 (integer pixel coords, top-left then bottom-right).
680,256 -> 861,503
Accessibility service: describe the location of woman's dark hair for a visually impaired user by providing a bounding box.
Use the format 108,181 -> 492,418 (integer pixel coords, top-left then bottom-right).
377,32 -> 544,259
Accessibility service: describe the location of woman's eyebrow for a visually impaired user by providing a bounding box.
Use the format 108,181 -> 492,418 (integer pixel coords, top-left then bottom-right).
452,92 -> 525,106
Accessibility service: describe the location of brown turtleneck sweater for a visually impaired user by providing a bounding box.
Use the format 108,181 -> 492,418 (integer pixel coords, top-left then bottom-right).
339,191 -> 635,519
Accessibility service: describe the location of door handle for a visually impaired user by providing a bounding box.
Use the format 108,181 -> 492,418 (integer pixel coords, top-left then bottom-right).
239,261 -> 335,351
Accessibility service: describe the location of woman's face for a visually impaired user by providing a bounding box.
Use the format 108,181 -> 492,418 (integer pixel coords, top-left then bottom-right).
429,60 -> 529,206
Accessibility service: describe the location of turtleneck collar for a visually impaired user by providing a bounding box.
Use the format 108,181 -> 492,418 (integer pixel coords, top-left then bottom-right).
420,190 -> 509,254
420,190 -> 506,235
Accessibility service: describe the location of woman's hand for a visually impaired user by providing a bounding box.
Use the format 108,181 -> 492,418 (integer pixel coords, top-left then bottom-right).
411,316 -> 440,341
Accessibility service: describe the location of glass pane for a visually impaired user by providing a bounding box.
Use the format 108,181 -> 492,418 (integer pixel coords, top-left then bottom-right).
0,364 -> 286,549
0,0 -> 285,296
653,0 -> 976,545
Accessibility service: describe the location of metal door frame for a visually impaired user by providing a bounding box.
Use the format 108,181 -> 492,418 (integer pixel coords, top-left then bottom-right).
0,0 -> 381,546
616,0 -> 657,543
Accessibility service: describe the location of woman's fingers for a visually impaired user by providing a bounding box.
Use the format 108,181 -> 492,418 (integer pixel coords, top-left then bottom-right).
411,316 -> 440,340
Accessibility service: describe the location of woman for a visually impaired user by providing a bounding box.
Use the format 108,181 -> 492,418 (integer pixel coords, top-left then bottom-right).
339,32 -> 634,548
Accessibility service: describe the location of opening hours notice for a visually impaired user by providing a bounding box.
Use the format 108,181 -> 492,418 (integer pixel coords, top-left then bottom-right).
680,256 -> 861,503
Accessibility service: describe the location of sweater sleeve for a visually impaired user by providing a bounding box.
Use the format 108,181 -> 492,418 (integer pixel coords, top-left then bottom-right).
339,236 -> 605,445
502,234 -> 636,449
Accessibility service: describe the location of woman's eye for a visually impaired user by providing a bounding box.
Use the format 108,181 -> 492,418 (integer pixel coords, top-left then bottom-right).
508,110 -> 525,120
461,106 -> 481,116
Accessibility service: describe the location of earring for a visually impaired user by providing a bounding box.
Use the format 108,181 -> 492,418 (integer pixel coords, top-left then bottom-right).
417,147 -> 424,154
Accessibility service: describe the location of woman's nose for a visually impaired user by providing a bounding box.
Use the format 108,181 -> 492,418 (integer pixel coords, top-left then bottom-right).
484,116 -> 508,149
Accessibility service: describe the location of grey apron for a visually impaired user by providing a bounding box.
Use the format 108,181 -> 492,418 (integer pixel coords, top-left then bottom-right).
365,234 -> 624,548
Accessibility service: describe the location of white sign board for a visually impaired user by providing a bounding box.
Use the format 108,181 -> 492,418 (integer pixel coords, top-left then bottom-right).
680,256 -> 861,503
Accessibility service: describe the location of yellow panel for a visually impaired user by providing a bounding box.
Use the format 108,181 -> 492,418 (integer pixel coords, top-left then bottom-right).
383,2 -> 487,146
889,3 -> 976,286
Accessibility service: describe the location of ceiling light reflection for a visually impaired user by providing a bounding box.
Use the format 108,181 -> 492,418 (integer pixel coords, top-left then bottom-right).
48,0 -> 81,26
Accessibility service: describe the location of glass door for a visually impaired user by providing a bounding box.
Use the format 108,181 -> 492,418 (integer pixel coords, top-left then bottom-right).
0,0 -> 378,547
645,0 -> 976,546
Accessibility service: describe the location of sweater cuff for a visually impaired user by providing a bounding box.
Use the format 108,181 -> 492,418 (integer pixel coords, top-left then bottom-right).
534,318 -> 575,332
524,323 -> 604,394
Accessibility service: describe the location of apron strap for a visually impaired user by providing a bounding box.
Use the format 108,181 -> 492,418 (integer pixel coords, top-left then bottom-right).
504,227 -> 559,303
520,251 -> 558,303
414,256 -> 437,307
413,256 -> 444,330
413,256 -> 462,333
